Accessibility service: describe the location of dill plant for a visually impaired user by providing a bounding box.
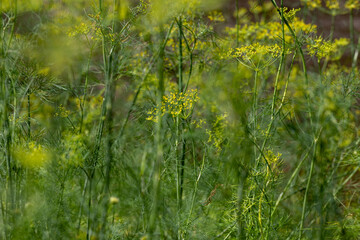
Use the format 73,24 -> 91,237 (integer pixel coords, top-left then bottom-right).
1,0 -> 360,239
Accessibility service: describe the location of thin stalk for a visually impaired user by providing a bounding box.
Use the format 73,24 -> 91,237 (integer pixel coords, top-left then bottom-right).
182,24 -> 196,93
179,139 -> 186,205
237,170 -> 246,239
175,16 -> 183,209
299,132 -> 321,239
175,114 -> 181,235
353,36 -> 360,68
253,69 -> 258,127
80,46 -> 94,133
77,177 -> 88,234
178,16 -> 183,93
184,152 -> 206,235
258,190 -> 265,239
2,3 -> 18,236
318,58 -> 322,83
87,2 -> 111,237
98,42 -> 115,240
236,0 -> 239,47
27,91 -> 31,140
86,174 -> 93,240
252,67 -> 260,174
176,16 -> 186,239
148,26 -> 166,238
330,12 -> 335,41
350,9 -> 355,69
0,194 -> 5,239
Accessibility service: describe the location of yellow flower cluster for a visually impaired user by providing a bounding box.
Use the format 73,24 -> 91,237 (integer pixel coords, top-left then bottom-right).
206,114 -> 228,152
13,142 -> 50,169
307,37 -> 349,59
67,21 -> 102,41
301,0 -> 359,10
0,0 -> 42,12
249,2 -> 274,15
146,89 -> 199,122
226,17 -> 315,44
265,149 -> 282,165
149,0 -> 201,25
263,149 -> 282,175
55,104 -> 70,118
60,132 -> 86,168
208,11 -> 225,22
283,8 -> 301,23
345,0 -> 360,9
326,0 -> 340,9
234,43 -> 282,69
235,43 -> 281,59
192,119 -> 207,128
301,0 -> 322,10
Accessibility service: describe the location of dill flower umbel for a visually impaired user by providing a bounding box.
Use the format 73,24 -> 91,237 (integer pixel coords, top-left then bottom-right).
345,0 -> 360,9
307,36 -> 349,60
234,43 -> 282,69
13,142 -> 50,169
208,11 -> 225,22
60,132 -> 87,168
206,113 -> 228,152
326,0 -> 340,9
55,104 -> 70,118
146,89 -> 199,122
301,0 -> 322,10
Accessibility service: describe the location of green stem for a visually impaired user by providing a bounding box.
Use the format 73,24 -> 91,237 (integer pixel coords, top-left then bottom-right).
87,2 -> 111,237
80,46 -> 94,133
299,133 -> 320,239
253,69 -> 259,162
2,3 -> 18,237
148,26 -> 166,238
350,9 -> 356,69
175,114 -> 181,237
99,44 -> 114,240
27,91 -> 31,140
184,152 -> 206,236
77,177 -> 88,234
178,16 -> 183,92
236,0 -> 239,47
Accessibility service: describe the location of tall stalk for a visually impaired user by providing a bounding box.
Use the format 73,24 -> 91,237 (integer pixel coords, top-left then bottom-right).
253,68 -> 259,159
235,0 -> 240,48
1,2 -> 18,238
299,142 -> 318,239
350,9 -> 356,70
27,90 -> 31,140
79,46 -> 94,133
86,1 -> 112,238
175,16 -> 185,239
148,26 -> 166,238
98,36 -> 115,240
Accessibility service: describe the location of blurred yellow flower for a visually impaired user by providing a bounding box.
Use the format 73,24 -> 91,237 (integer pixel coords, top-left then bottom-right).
13,142 -> 50,169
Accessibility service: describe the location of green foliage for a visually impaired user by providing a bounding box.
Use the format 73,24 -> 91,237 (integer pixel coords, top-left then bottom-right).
1,0 -> 360,239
